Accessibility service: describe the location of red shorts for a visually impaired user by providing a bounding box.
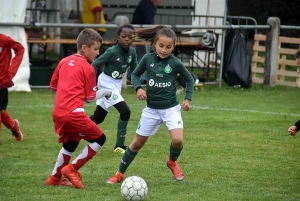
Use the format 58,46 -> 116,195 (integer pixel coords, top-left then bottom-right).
53,112 -> 103,143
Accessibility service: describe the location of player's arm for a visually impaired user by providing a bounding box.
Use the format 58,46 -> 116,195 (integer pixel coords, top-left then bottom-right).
84,66 -> 111,103
130,48 -> 138,72
7,36 -> 25,79
177,63 -> 194,101
288,120 -> 300,136
92,48 -> 111,72
295,120 -> 300,131
132,55 -> 146,91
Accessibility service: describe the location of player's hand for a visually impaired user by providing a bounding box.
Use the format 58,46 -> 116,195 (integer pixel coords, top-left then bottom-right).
137,88 -> 147,100
288,126 -> 297,136
105,91 -> 112,100
181,99 -> 190,111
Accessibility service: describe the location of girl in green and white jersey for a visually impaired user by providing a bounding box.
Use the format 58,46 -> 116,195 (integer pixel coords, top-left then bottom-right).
107,25 -> 194,183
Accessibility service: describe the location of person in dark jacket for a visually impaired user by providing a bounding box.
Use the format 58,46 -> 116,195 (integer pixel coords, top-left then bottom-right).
131,0 -> 161,25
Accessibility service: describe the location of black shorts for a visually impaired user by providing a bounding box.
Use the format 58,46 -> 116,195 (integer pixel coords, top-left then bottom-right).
0,88 -> 8,110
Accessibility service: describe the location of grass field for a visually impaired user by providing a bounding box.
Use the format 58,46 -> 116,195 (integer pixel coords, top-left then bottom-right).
0,84 -> 300,201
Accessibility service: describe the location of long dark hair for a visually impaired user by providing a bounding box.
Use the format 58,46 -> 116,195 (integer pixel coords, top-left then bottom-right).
135,25 -> 177,45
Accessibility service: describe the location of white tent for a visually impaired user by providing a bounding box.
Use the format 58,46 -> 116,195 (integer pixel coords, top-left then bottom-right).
0,0 -> 31,92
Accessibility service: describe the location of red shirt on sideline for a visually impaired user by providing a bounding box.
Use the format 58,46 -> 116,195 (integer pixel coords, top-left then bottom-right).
0,33 -> 24,88
50,54 -> 97,118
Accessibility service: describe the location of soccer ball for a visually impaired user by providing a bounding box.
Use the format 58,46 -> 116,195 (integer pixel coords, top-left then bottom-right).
120,176 -> 148,201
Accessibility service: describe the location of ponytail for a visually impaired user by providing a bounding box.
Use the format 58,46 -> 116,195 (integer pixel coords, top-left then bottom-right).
135,25 -> 176,45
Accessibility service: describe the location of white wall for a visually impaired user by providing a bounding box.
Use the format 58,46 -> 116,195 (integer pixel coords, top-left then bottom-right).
192,0 -> 226,69
0,0 -> 31,92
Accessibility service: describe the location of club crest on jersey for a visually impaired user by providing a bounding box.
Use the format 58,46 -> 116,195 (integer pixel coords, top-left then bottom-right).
127,56 -> 132,64
113,94 -> 118,100
149,63 -> 155,68
116,58 -> 121,62
137,122 -> 141,129
164,64 -> 172,73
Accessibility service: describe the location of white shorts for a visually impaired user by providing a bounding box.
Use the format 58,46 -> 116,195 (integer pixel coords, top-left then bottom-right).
136,104 -> 183,137
96,73 -> 124,111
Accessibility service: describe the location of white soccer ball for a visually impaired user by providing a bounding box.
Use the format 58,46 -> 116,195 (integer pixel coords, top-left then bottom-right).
120,176 -> 148,201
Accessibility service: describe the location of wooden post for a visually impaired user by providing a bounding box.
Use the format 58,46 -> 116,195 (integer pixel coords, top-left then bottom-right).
264,17 -> 280,86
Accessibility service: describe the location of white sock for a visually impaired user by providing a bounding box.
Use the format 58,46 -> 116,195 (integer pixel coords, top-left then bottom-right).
52,148 -> 72,175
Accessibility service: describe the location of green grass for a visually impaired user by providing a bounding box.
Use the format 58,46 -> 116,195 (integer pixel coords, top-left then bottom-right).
1,84 -> 300,201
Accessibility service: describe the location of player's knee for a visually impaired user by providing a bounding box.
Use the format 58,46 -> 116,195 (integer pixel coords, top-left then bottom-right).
94,134 -> 106,146
90,114 -> 105,124
120,109 -> 131,121
172,140 -> 183,149
63,141 -> 79,152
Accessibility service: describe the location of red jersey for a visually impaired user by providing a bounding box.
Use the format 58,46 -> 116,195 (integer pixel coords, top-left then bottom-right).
50,54 -> 97,118
0,33 -> 25,88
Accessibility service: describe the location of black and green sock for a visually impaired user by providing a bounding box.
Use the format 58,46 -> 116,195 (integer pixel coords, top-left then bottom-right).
119,147 -> 138,173
116,119 -> 128,146
169,143 -> 183,161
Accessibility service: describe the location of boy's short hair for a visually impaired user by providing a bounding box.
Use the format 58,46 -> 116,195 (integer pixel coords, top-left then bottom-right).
295,50 -> 300,59
77,29 -> 103,50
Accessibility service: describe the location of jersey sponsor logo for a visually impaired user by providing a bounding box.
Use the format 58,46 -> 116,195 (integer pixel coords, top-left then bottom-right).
148,79 -> 171,87
149,63 -> 155,68
164,64 -> 172,73
112,71 -> 124,78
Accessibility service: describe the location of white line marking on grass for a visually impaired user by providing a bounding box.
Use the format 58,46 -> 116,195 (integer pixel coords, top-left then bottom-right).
191,105 -> 300,117
8,104 -> 300,117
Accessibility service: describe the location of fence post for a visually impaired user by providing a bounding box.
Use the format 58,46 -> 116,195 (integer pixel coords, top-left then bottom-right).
264,17 -> 280,86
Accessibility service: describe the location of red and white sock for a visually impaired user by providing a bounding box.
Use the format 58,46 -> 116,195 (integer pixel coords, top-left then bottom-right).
52,148 -> 72,178
1,110 -> 14,129
72,142 -> 100,170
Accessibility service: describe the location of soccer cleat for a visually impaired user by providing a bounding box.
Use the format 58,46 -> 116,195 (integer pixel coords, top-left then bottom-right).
167,158 -> 184,181
45,175 -> 73,186
11,119 -> 23,141
61,164 -> 84,189
107,171 -> 125,184
113,145 -> 127,154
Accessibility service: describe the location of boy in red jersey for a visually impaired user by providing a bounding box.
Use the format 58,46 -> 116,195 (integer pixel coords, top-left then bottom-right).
0,33 -> 24,141
46,29 -> 111,189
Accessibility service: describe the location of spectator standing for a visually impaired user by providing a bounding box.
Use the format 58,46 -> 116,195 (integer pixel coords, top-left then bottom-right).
131,0 -> 162,83
82,0 -> 106,36
131,0 -> 162,25
0,33 -> 24,141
